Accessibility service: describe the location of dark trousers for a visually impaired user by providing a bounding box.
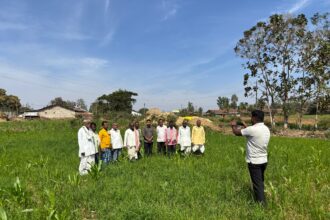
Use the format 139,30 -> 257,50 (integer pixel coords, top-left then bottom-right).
248,163 -> 267,203
144,142 -> 153,156
157,142 -> 166,155
167,145 -> 176,156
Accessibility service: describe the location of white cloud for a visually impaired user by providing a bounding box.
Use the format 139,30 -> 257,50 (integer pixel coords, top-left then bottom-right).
161,0 -> 179,21
99,29 -> 115,46
105,0 -> 111,14
288,0 -> 310,14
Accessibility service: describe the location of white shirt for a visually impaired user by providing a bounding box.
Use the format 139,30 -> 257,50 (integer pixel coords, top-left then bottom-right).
241,123 -> 270,164
91,132 -> 100,153
124,129 -> 139,147
110,129 -> 123,149
178,126 -> 191,146
78,126 -> 97,157
156,125 -> 167,142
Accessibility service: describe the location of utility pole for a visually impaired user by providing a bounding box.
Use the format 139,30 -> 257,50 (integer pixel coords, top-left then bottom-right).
255,81 -> 258,106
144,103 -> 146,116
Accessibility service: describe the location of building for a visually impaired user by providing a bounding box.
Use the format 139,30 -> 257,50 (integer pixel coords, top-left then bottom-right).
23,105 -> 92,120
131,110 -> 142,117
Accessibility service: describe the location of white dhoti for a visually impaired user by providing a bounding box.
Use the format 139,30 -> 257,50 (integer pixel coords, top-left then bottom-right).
192,145 -> 205,153
79,155 -> 95,175
180,145 -> 192,154
127,146 -> 138,160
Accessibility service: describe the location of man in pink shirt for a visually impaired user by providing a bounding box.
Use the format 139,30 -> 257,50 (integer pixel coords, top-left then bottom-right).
165,120 -> 178,157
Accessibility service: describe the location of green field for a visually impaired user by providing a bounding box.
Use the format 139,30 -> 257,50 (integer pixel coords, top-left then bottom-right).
0,120 -> 329,219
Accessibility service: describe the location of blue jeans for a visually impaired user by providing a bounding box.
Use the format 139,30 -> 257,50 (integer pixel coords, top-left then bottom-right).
101,149 -> 112,164
112,149 -> 122,161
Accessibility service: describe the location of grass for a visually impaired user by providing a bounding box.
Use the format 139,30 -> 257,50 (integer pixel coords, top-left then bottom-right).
0,120 -> 329,219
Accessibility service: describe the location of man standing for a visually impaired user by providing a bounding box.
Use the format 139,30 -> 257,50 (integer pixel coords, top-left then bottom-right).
165,120 -> 178,156
124,122 -> 140,161
110,123 -> 123,162
78,119 -> 96,175
156,119 -> 167,155
143,119 -> 154,156
178,119 -> 192,155
99,121 -> 111,164
90,122 -> 101,165
192,120 -> 206,155
231,110 -> 270,204
134,121 -> 143,159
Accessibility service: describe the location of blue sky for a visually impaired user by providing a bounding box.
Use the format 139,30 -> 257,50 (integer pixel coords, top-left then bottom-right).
0,0 -> 329,111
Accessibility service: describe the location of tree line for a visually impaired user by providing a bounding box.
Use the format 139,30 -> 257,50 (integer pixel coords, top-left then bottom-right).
235,12 -> 330,129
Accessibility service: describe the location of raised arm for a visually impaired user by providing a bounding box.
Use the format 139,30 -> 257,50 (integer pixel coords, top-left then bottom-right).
230,121 -> 246,136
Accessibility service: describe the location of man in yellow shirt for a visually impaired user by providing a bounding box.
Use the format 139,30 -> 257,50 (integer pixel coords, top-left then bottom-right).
192,119 -> 206,155
99,121 -> 111,164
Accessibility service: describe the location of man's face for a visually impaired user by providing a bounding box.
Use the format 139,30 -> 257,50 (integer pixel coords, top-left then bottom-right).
112,124 -> 118,130
85,122 -> 91,129
135,122 -> 139,129
130,123 -> 134,130
183,121 -> 187,127
103,123 -> 109,130
91,124 -> 96,132
197,120 -> 201,127
159,120 -> 163,126
251,116 -> 257,125
147,121 -> 151,126
169,122 -> 174,128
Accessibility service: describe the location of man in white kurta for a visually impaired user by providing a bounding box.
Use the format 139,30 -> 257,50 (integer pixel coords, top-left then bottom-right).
78,120 -> 97,175
178,120 -> 192,155
110,123 -> 124,161
124,122 -> 140,160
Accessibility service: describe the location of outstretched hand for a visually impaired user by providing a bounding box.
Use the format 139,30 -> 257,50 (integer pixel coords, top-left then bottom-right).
230,121 -> 237,127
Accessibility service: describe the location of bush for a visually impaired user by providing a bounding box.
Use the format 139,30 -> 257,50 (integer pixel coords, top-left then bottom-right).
318,118 -> 330,130
325,129 -> 330,139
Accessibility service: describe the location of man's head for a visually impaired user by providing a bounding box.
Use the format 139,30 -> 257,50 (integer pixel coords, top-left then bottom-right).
146,119 -> 151,127
182,119 -> 188,128
169,120 -> 174,128
90,122 -> 97,132
102,121 -> 109,130
158,119 -> 164,126
134,121 -> 139,129
196,119 -> 201,127
112,123 -> 118,131
251,110 -> 264,125
129,122 -> 135,130
83,119 -> 91,129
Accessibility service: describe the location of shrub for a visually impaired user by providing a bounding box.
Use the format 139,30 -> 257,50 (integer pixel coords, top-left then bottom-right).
325,129 -> 330,139
318,118 -> 330,130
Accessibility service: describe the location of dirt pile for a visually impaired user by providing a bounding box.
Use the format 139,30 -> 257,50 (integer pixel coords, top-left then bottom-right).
176,116 -> 221,131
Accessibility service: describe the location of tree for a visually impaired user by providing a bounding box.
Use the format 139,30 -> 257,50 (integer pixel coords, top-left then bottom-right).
230,94 -> 238,109
49,97 -> 76,109
138,108 -> 149,115
187,102 -> 195,113
198,107 -> 203,116
217,96 -> 229,110
0,88 -> 21,114
19,104 -> 33,113
93,89 -> 138,114
239,102 -> 249,112
235,20 -> 278,127
235,14 -> 309,129
308,13 -> 330,129
76,98 -> 87,110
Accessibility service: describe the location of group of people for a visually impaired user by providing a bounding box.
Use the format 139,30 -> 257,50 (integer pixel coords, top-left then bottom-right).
77,118 -> 206,175
78,109 -> 271,205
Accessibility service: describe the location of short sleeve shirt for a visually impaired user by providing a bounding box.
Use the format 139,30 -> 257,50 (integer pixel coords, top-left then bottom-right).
241,123 -> 270,164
